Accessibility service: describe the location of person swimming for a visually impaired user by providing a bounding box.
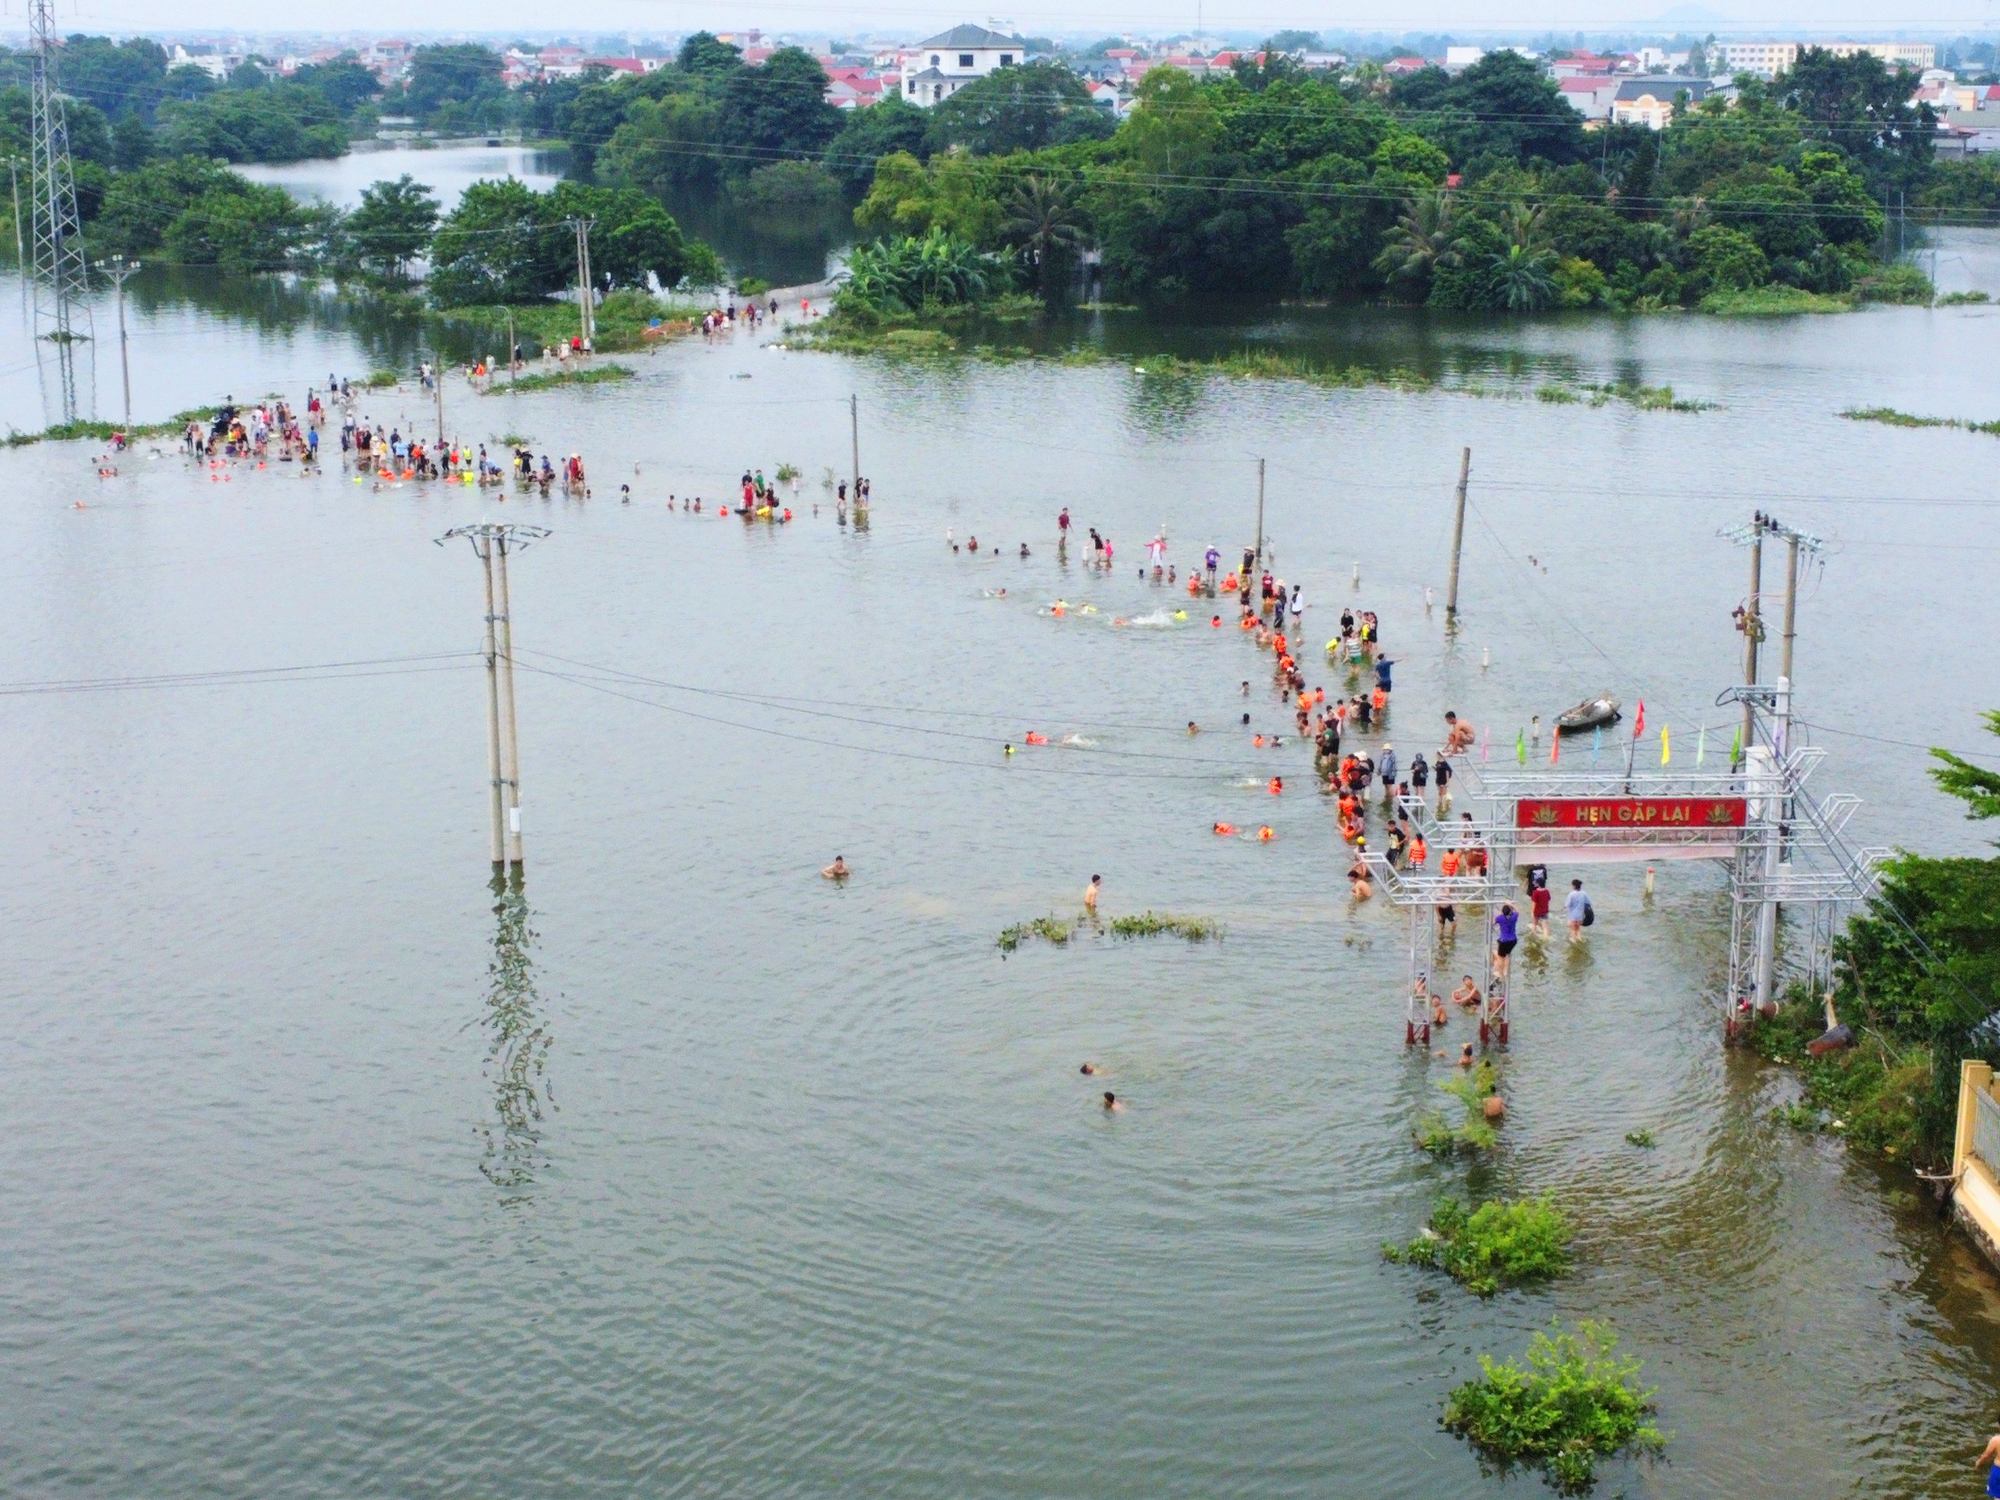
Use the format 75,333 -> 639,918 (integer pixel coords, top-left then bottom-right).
821,855 -> 849,880
1102,1091 -> 1122,1112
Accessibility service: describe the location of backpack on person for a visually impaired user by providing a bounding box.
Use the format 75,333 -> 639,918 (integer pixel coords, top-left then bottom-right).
1581,899 -> 1596,928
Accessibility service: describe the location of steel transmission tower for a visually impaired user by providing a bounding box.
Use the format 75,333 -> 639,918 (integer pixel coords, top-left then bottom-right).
28,0 -> 92,422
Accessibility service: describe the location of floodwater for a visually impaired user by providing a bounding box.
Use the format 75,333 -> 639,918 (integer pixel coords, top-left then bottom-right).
4,268 -> 2000,1500
236,143 -> 567,211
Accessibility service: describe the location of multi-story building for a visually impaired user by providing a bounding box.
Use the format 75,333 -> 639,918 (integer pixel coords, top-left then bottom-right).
1718,39 -> 1936,78
899,24 -> 1024,106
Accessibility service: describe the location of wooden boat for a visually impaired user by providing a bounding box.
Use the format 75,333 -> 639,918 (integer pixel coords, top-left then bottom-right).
1556,694 -> 1621,734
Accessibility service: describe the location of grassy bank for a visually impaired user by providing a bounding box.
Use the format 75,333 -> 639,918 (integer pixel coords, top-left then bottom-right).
1842,406 -> 2000,437
1698,285 -> 1856,316
795,305 -> 1710,413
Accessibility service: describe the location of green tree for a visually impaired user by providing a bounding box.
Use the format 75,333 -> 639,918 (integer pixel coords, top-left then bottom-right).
112,112 -> 153,169
1686,223 -> 1768,290
405,44 -> 504,122
52,34 -> 166,121
163,181 -> 307,272
346,174 -> 440,280
548,180 -> 706,290
428,177 -> 566,305
1932,711 -> 2000,824
1394,53 -> 1587,167
924,61 -> 1112,155
719,46 -> 842,165
676,31 -> 745,79
824,93 -> 929,197
1488,204 -> 1558,310
93,154 -> 245,254
292,56 -> 381,116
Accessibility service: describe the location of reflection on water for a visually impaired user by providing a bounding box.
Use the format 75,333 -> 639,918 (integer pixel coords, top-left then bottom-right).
477,873 -> 555,1199
655,183 -> 849,288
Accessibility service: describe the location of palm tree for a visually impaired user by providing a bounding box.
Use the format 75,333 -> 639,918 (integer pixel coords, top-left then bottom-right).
1488,200 -> 1558,312
1001,174 -> 1085,300
1373,189 -> 1456,296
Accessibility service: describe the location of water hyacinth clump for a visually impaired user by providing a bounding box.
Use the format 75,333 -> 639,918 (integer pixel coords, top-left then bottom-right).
1108,911 -> 1223,942
996,915 -> 1076,954
1443,1321 -> 1663,1495
1383,1195 -> 1572,1296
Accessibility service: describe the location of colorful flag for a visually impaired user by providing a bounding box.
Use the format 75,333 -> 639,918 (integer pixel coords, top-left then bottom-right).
1731,725 -> 1743,764
1550,730 -> 1560,765
1696,725 -> 1706,767
1633,698 -> 1646,738
1660,725 -> 1670,765
1592,726 -> 1601,764
1516,728 -> 1526,765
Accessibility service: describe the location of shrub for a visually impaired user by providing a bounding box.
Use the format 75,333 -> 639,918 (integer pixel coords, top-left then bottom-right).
1416,1059 -> 1501,1156
1443,1321 -> 1663,1494
1853,263 -> 1935,305
1384,1195 -> 1571,1295
1687,224 -> 1768,293
1552,256 -> 1606,309
1108,911 -> 1223,942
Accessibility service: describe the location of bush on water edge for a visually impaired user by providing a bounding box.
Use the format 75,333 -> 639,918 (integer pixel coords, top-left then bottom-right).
1443,1320 -> 1663,1495
1383,1195 -> 1572,1296
1842,406 -> 2000,436
486,365 -> 634,395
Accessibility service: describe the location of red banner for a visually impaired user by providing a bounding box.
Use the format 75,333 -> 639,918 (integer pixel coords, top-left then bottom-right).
1515,797 -> 1748,831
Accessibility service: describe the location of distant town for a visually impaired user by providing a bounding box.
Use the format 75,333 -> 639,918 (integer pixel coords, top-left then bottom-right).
7,26 -> 1987,144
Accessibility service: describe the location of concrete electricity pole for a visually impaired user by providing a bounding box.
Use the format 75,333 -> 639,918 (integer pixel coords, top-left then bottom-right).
565,216 -> 596,349
95,253 -> 139,428
433,348 -> 445,446
439,523 -> 550,876
1253,456 -> 1265,567
1444,446 -> 1471,625
849,393 -> 861,508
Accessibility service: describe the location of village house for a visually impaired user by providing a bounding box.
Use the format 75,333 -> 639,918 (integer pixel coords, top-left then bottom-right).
1610,75 -> 1714,130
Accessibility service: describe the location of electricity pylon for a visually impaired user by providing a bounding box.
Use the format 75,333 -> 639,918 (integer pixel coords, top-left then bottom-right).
28,0 -> 92,423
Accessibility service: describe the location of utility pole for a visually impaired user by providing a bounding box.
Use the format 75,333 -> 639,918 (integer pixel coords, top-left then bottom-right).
565,216 -> 596,350
1444,445 -> 1471,625
1739,513 -> 1762,763
505,305 -> 516,385
440,524 -> 549,876
433,348 -> 445,446
850,392 -> 861,508
1253,456 -> 1265,567
95,253 -> 138,429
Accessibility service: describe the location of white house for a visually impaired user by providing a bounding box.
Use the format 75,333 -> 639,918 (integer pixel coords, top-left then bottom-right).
900,24 -> 1023,106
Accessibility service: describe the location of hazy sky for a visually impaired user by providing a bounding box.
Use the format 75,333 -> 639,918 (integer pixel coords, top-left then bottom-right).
38,0 -> 1996,38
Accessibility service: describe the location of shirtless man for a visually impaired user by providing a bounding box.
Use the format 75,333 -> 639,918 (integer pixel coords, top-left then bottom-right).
820,856 -> 849,880
1085,874 -> 1101,911
1452,976 -> 1482,1009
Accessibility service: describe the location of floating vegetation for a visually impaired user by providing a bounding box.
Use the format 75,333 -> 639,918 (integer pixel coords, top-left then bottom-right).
490,364 -> 634,395
1841,406 -> 2000,436
1416,1059 -> 1503,1156
362,369 -> 401,388
996,914 -> 1076,954
1623,1128 -> 1656,1148
1443,1321 -> 1663,1495
1938,289 -> 1992,306
1384,1195 -> 1572,1296
493,431 -> 533,447
1108,911 -> 1223,942
774,462 -> 800,484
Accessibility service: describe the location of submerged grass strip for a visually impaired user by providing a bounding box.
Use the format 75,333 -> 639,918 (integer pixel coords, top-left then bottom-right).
797,314 -> 1708,412
6,406 -> 217,447
487,364 -> 635,395
1842,405 -> 2000,436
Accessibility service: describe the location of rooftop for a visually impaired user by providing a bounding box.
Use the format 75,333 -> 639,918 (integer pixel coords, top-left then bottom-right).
914,24 -> 1021,50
